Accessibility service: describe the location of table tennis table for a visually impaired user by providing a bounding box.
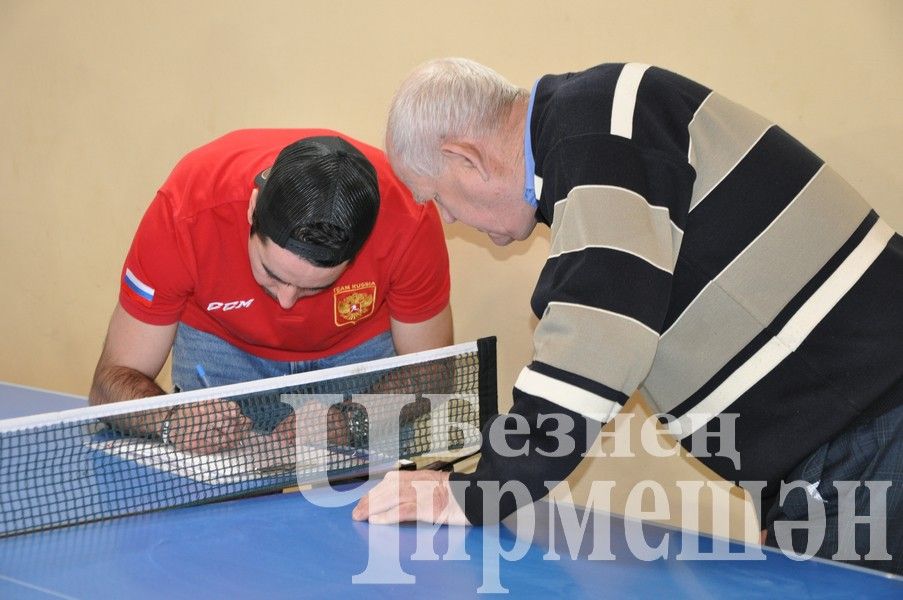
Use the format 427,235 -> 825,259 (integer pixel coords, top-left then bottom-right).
1,382 -> 900,598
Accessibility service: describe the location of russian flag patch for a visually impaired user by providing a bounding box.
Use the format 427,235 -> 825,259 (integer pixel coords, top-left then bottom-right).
122,268 -> 155,306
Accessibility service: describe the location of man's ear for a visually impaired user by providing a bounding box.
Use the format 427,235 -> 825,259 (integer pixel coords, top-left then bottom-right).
440,141 -> 490,182
247,188 -> 258,225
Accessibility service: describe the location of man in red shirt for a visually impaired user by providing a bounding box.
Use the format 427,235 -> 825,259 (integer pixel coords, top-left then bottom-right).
89,130 -> 452,453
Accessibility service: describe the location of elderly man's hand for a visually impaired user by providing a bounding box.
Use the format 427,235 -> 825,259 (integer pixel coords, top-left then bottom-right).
352,469 -> 470,525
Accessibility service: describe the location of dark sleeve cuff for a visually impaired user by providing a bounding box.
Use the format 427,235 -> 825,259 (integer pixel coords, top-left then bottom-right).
449,394 -> 598,525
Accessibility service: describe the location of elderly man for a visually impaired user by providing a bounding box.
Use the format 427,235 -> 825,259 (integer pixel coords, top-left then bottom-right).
354,59 -> 902,574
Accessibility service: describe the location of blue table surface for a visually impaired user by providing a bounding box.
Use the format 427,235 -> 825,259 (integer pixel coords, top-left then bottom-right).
0,384 -> 900,598
0,382 -> 87,419
1,484 -> 901,599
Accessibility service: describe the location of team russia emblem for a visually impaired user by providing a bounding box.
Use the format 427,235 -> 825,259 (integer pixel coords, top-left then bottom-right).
334,282 -> 376,326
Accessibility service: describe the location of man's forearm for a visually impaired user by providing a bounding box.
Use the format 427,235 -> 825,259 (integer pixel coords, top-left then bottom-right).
89,365 -> 169,437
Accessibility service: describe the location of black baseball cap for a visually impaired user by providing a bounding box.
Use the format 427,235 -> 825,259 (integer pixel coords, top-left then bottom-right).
252,136 -> 380,266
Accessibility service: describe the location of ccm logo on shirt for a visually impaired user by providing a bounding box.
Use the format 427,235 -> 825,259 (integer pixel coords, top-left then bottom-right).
207,299 -> 254,312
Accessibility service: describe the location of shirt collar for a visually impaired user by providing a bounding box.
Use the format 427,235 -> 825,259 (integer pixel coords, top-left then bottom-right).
522,78 -> 541,208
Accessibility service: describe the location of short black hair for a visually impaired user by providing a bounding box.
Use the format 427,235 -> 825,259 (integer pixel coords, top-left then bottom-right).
251,136 -> 380,267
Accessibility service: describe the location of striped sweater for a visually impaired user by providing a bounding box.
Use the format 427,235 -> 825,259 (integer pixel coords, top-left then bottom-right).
452,63 -> 903,524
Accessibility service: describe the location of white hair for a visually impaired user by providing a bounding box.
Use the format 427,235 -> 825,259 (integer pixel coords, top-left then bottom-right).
386,58 -> 527,178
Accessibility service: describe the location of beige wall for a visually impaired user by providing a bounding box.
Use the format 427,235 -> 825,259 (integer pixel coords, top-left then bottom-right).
1,0 -> 901,400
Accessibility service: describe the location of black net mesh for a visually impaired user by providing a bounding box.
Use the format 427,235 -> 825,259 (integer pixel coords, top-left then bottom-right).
0,338 -> 496,537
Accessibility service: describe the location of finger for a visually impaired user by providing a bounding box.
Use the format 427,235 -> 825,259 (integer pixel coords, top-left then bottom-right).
221,402 -> 250,427
193,401 -> 249,442
175,434 -> 213,455
177,422 -> 235,455
358,472 -> 407,517
327,409 -> 350,446
357,471 -> 448,523
366,480 -> 444,524
235,415 -> 253,438
231,417 -> 252,441
216,429 -> 242,451
351,495 -> 369,521
272,419 -> 295,447
368,502 -> 421,525
219,413 -> 251,439
217,414 -> 253,448
193,430 -> 228,454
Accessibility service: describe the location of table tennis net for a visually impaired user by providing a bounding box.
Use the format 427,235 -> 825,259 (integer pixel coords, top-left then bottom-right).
0,337 -> 497,537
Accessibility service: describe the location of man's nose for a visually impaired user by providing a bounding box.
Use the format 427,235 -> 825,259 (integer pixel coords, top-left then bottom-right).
276,286 -> 299,309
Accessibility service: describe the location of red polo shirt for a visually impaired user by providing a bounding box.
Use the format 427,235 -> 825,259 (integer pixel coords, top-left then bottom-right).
119,128 -> 450,361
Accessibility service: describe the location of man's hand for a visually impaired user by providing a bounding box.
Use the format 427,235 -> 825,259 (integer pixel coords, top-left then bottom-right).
272,402 -> 351,448
352,469 -> 470,525
167,400 -> 252,454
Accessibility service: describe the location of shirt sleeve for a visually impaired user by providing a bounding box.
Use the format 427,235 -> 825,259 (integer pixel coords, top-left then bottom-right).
451,133 -> 694,524
385,201 -> 451,323
118,191 -> 195,325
